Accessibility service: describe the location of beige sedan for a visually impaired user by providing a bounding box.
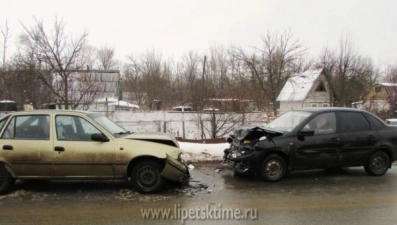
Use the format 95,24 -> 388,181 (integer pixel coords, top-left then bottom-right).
0,110 -> 190,194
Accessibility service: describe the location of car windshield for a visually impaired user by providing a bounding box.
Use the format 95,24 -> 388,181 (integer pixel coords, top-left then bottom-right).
88,113 -> 129,136
266,111 -> 312,132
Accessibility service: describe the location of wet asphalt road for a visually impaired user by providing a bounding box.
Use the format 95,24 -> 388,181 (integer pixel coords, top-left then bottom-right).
1,162 -> 397,225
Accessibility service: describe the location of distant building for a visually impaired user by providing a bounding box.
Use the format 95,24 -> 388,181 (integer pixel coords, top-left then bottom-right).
277,68 -> 332,114
52,70 -> 121,109
362,82 -> 397,113
89,97 -> 139,112
120,91 -> 147,105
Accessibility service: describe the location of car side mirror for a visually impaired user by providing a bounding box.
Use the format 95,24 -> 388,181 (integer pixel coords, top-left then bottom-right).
91,133 -> 110,142
226,136 -> 233,144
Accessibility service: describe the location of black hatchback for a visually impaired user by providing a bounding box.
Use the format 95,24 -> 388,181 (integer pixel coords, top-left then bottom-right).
224,107 -> 397,181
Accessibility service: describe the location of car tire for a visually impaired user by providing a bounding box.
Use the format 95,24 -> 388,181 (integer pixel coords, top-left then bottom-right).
130,161 -> 166,193
260,154 -> 287,181
364,151 -> 390,176
0,164 -> 15,195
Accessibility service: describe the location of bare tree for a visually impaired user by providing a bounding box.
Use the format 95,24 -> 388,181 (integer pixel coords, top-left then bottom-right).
83,45 -> 99,70
122,55 -> 145,105
192,111 -> 242,139
123,50 -> 173,110
204,45 -> 230,106
0,21 -> 11,99
384,64 -> 397,83
317,34 -> 378,107
97,45 -> 118,70
1,20 -> 10,67
381,64 -> 397,117
69,72 -> 101,109
179,51 -> 202,109
18,17 -> 92,109
231,30 -> 308,115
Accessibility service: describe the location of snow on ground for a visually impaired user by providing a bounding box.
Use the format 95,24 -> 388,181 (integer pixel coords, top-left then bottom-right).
179,142 -> 230,162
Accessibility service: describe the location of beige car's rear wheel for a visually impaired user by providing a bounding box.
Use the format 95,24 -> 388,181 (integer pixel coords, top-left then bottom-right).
131,161 -> 166,193
0,164 -> 15,195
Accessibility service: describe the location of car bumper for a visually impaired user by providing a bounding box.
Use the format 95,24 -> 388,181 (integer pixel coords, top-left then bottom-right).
161,154 -> 191,184
223,147 -> 257,173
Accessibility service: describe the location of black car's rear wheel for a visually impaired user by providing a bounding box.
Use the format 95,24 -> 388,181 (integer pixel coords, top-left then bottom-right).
260,154 -> 287,181
130,161 -> 166,193
364,151 -> 390,176
0,164 -> 15,195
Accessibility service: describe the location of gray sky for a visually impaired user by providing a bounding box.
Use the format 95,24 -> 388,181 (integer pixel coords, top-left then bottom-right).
1,0 -> 396,66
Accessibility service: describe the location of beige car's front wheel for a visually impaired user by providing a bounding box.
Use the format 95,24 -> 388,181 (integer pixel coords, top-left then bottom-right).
0,164 -> 15,195
131,161 -> 166,193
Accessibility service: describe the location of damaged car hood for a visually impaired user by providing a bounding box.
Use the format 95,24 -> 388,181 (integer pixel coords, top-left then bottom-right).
122,132 -> 180,148
234,126 -> 284,141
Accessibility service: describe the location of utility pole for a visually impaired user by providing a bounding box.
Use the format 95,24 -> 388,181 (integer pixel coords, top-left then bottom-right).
202,55 -> 206,110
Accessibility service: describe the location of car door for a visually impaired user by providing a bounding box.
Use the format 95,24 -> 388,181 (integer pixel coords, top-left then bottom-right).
53,115 -> 116,178
0,115 -> 53,177
338,111 -> 379,166
294,112 -> 341,169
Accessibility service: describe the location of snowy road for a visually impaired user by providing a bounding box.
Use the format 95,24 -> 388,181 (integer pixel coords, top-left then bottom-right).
1,162 -> 397,225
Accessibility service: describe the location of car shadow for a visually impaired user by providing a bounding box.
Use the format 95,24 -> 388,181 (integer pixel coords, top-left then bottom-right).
6,179 -> 188,200
219,166 -> 395,187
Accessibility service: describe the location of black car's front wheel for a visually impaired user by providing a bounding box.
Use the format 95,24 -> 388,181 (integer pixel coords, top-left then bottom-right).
260,154 -> 287,181
0,164 -> 15,195
130,161 -> 166,193
364,151 -> 390,176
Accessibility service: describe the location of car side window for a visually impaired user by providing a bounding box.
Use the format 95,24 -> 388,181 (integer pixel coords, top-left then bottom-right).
366,114 -> 385,130
340,112 -> 370,132
0,115 -> 10,133
56,115 -> 101,141
1,115 -> 50,140
304,112 -> 336,135
1,117 -> 15,139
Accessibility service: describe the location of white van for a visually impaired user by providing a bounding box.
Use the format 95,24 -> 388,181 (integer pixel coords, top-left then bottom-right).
172,106 -> 193,112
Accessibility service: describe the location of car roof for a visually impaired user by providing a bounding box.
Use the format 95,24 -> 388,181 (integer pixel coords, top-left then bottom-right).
2,110 -> 98,116
292,107 -> 368,113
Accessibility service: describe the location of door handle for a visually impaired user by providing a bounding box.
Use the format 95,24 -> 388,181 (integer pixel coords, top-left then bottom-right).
368,135 -> 376,140
330,137 -> 340,142
2,145 -> 13,150
54,146 -> 65,152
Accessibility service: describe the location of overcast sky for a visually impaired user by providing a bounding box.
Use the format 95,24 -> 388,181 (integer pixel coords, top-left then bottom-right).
1,0 -> 396,66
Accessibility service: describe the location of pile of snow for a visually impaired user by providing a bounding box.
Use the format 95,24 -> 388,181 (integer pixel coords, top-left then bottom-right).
179,142 -> 229,162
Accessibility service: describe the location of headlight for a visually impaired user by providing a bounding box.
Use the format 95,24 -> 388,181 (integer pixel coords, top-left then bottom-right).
231,148 -> 252,158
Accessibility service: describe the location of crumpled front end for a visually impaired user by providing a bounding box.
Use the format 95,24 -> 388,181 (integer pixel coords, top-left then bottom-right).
223,126 -> 283,173
223,137 -> 256,173
161,154 -> 191,184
